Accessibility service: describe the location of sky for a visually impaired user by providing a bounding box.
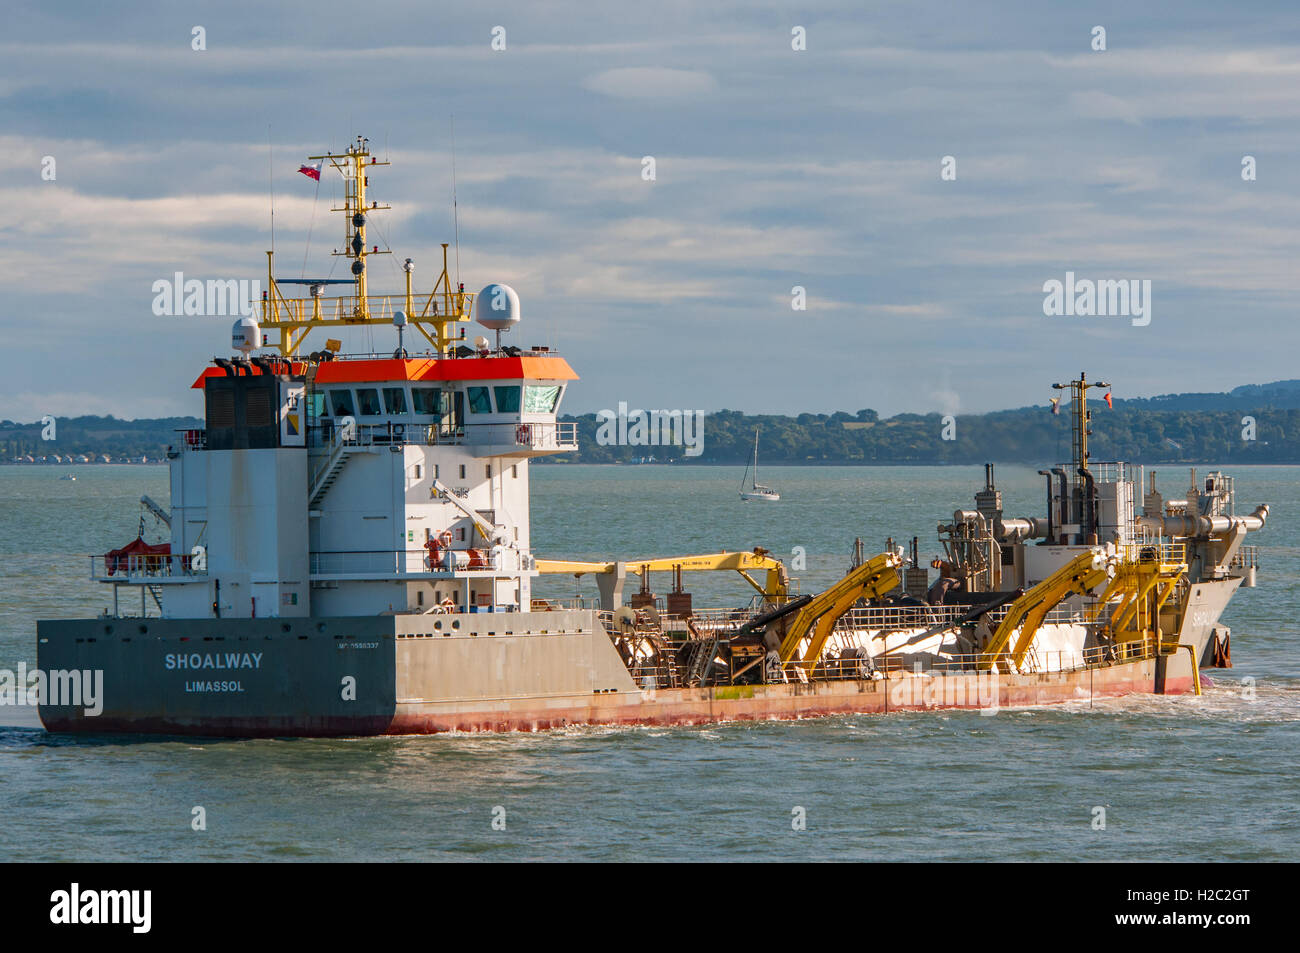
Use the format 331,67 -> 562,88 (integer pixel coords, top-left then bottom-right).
4,1 -> 1300,421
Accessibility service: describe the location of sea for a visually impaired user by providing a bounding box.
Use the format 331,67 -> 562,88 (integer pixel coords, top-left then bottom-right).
1,463 -> 1296,861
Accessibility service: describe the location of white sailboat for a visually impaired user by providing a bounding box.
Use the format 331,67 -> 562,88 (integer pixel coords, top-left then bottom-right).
739,428 -> 779,501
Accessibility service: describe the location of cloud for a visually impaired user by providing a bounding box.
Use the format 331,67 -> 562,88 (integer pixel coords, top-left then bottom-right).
0,391 -> 187,422
5,2 -> 1300,418
1070,90 -> 1143,125
582,67 -> 717,100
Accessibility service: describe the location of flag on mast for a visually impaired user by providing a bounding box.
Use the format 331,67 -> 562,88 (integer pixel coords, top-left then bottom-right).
298,162 -> 321,181
1104,391 -> 1113,409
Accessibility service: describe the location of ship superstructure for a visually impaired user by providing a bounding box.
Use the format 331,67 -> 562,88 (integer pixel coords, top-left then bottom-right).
37,141 -> 1270,736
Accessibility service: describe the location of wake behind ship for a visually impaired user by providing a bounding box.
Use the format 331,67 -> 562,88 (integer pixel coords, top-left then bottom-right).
38,139 -> 1269,735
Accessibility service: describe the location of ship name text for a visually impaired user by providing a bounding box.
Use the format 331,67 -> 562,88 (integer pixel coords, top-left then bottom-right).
164,652 -> 263,670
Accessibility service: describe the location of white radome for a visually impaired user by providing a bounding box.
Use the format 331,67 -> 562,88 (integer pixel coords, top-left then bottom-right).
231,316 -> 261,355
475,283 -> 521,331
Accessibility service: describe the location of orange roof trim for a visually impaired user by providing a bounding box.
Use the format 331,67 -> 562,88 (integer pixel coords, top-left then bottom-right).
192,355 -> 578,389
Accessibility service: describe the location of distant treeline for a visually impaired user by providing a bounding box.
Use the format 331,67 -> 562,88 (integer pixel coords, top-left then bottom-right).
556,406 -> 1298,465
1,415 -> 202,462
7,378 -> 1300,465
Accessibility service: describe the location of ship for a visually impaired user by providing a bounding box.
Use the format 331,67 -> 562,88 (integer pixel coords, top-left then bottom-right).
739,427 -> 779,501
37,139 -> 1269,736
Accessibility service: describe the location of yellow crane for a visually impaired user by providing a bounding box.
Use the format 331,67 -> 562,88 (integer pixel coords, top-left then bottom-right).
776,551 -> 901,666
1086,546 -> 1186,653
977,551 -> 1111,673
534,549 -> 791,602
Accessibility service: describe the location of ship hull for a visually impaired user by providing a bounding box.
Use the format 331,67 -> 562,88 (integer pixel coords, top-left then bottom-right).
38,663 -> 1192,737
36,610 -> 1204,738
384,660 -> 1193,735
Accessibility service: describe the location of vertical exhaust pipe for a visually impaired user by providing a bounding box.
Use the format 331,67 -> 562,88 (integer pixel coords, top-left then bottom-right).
1037,470 -> 1055,542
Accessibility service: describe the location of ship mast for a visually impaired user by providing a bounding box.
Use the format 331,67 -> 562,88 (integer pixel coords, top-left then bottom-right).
1052,371 -> 1109,544
323,135 -> 391,311
259,136 -> 474,358
1052,371 -> 1108,476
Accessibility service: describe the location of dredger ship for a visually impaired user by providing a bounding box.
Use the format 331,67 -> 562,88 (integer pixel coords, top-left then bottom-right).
38,139 -> 1270,735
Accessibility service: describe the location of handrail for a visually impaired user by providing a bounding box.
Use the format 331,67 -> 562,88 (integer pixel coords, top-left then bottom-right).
91,553 -> 204,580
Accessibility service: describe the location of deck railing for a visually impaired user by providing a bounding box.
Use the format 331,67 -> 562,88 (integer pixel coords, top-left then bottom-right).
309,549 -> 515,576
1230,545 -> 1260,571
782,639 -> 1164,682
307,420 -> 577,451
597,601 -> 1164,688
90,553 -> 204,581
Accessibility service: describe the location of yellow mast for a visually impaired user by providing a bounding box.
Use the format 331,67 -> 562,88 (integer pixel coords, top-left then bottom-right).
259,136 -> 474,358
1052,371 -> 1109,475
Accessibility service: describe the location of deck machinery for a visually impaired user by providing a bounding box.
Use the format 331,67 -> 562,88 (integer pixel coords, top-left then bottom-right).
35,142 -> 1269,735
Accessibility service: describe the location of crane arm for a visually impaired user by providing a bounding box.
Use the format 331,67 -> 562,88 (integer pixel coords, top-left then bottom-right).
140,495 -> 171,529
430,478 -> 497,543
1086,553 -> 1186,645
533,549 -> 790,601
776,552 -> 901,663
977,551 -> 1111,672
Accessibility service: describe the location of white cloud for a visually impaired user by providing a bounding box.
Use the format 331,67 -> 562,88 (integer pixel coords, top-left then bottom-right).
582,67 -> 717,100
0,391 -> 189,422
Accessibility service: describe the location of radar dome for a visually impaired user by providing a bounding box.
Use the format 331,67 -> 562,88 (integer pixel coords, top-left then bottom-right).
474,283 -> 521,331
232,316 -> 261,356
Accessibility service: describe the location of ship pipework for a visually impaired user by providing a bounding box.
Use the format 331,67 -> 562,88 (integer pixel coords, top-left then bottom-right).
1138,503 -> 1269,538
1051,467 -> 1069,542
1036,470 -> 1055,541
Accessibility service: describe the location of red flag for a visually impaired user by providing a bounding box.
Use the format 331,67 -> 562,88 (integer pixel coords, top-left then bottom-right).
298,163 -> 321,181
1104,392 -> 1113,409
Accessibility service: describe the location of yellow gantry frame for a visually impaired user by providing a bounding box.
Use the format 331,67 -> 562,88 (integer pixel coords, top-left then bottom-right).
534,551 -> 791,603
778,552 -> 901,667
259,141 -> 475,358
977,551 -> 1111,673
1086,554 -> 1186,647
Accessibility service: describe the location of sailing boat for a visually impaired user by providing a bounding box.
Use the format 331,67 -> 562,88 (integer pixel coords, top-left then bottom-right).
739,428 -> 779,501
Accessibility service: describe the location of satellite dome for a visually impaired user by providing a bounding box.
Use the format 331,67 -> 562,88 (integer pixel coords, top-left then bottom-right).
231,316 -> 261,356
474,283 -> 521,331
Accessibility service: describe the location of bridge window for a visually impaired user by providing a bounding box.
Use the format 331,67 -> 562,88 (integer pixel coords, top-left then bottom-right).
467,386 -> 492,414
494,386 -> 521,413
357,388 -> 382,416
383,387 -> 408,414
412,387 -> 440,416
524,385 -> 561,413
329,389 -> 355,417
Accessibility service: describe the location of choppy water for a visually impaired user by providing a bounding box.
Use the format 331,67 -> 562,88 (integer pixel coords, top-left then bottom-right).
1,463 -> 1297,861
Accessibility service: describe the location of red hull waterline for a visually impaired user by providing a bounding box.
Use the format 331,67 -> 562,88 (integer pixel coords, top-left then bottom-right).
40,659 -> 1199,738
